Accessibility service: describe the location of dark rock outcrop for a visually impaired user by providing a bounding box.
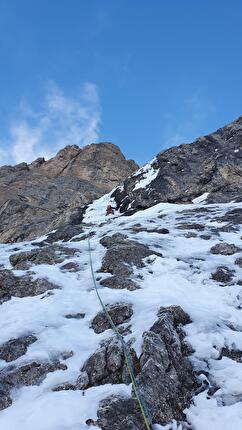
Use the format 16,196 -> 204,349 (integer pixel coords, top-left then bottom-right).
78,337 -> 139,389
235,257 -> 242,268
64,313 -> 85,319
220,347 -> 242,363
53,305 -> 195,429
97,396 -> 144,430
0,360 -> 67,411
100,276 -> 139,291
177,223 -> 205,231
211,266 -> 234,284
96,306 -> 195,429
0,269 -> 59,303
60,262 -> 80,272
111,116 -> 242,214
0,335 -> 37,362
100,233 -> 162,277
91,303 -> 133,334
217,208 -> 242,225
210,243 -> 241,255
0,143 -> 138,243
9,245 -> 78,270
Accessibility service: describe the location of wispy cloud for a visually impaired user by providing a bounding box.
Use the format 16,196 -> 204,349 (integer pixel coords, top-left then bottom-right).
0,82 -> 101,165
161,89 -> 216,149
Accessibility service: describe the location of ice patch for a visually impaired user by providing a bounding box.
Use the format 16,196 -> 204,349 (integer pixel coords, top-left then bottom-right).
192,192 -> 210,204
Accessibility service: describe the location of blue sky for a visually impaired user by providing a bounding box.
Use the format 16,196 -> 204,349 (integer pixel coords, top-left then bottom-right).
0,0 -> 242,165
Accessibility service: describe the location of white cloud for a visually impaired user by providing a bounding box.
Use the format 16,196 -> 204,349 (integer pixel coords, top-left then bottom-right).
0,82 -> 101,165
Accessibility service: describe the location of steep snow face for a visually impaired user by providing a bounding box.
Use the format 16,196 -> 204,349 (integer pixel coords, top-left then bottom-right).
132,158 -> 159,191
0,198 -> 242,430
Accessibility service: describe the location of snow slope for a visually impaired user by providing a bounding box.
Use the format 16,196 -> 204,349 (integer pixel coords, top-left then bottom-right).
0,196 -> 242,429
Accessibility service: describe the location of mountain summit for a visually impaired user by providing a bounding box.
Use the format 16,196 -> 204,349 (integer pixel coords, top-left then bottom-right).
0,143 -> 138,243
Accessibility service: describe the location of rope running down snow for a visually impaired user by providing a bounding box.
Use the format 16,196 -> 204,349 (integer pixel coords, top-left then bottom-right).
87,238 -> 153,430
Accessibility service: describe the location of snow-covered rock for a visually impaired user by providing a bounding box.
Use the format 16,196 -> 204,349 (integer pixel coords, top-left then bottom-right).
0,196 -> 241,429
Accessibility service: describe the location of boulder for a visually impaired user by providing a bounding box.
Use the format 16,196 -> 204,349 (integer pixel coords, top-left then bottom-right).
60,262 -> 80,272
97,396 -> 145,430
210,243 -> 241,255
100,276 -> 139,291
45,225 -> 83,243
9,245 -> 78,269
100,234 -> 162,277
0,335 -> 37,362
91,303 -> 133,334
0,269 -> 60,303
0,360 -> 67,411
211,266 -> 234,284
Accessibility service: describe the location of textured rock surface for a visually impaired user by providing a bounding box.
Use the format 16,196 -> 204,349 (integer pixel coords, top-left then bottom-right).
0,360 -> 67,411
79,337 -> 139,389
235,257 -> 242,268
91,303 -> 133,334
100,276 -> 139,291
0,269 -> 59,303
9,245 -> 78,270
211,266 -> 234,284
210,243 -> 241,255
100,233 -> 162,276
0,335 -> 37,362
0,143 -> 138,243
96,306 -> 195,429
112,116 -> 242,213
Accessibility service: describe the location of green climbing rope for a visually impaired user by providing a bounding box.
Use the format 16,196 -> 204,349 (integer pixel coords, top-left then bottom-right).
87,238 -> 152,430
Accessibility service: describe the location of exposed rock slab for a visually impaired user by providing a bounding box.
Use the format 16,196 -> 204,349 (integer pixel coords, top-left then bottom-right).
210,243 -> 241,255
0,269 -> 60,303
9,245 -> 78,270
91,303 -> 133,334
100,276 -> 139,291
0,360 -> 67,411
0,335 -> 37,362
100,233 -> 162,277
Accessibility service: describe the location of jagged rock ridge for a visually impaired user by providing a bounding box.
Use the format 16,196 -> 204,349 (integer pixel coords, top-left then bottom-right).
112,116 -> 242,214
0,143 -> 138,243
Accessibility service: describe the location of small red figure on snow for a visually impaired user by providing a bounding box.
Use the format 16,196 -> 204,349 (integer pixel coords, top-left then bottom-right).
106,204 -> 115,216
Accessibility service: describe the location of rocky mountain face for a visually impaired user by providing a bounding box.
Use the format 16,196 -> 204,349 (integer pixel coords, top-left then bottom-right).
0,195 -> 241,429
0,143 -> 138,243
0,117 -> 242,430
112,116 -> 242,214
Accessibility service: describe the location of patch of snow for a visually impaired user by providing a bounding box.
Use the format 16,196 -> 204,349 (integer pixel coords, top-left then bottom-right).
192,192 -> 210,204
133,159 -> 159,191
83,192 -> 120,224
